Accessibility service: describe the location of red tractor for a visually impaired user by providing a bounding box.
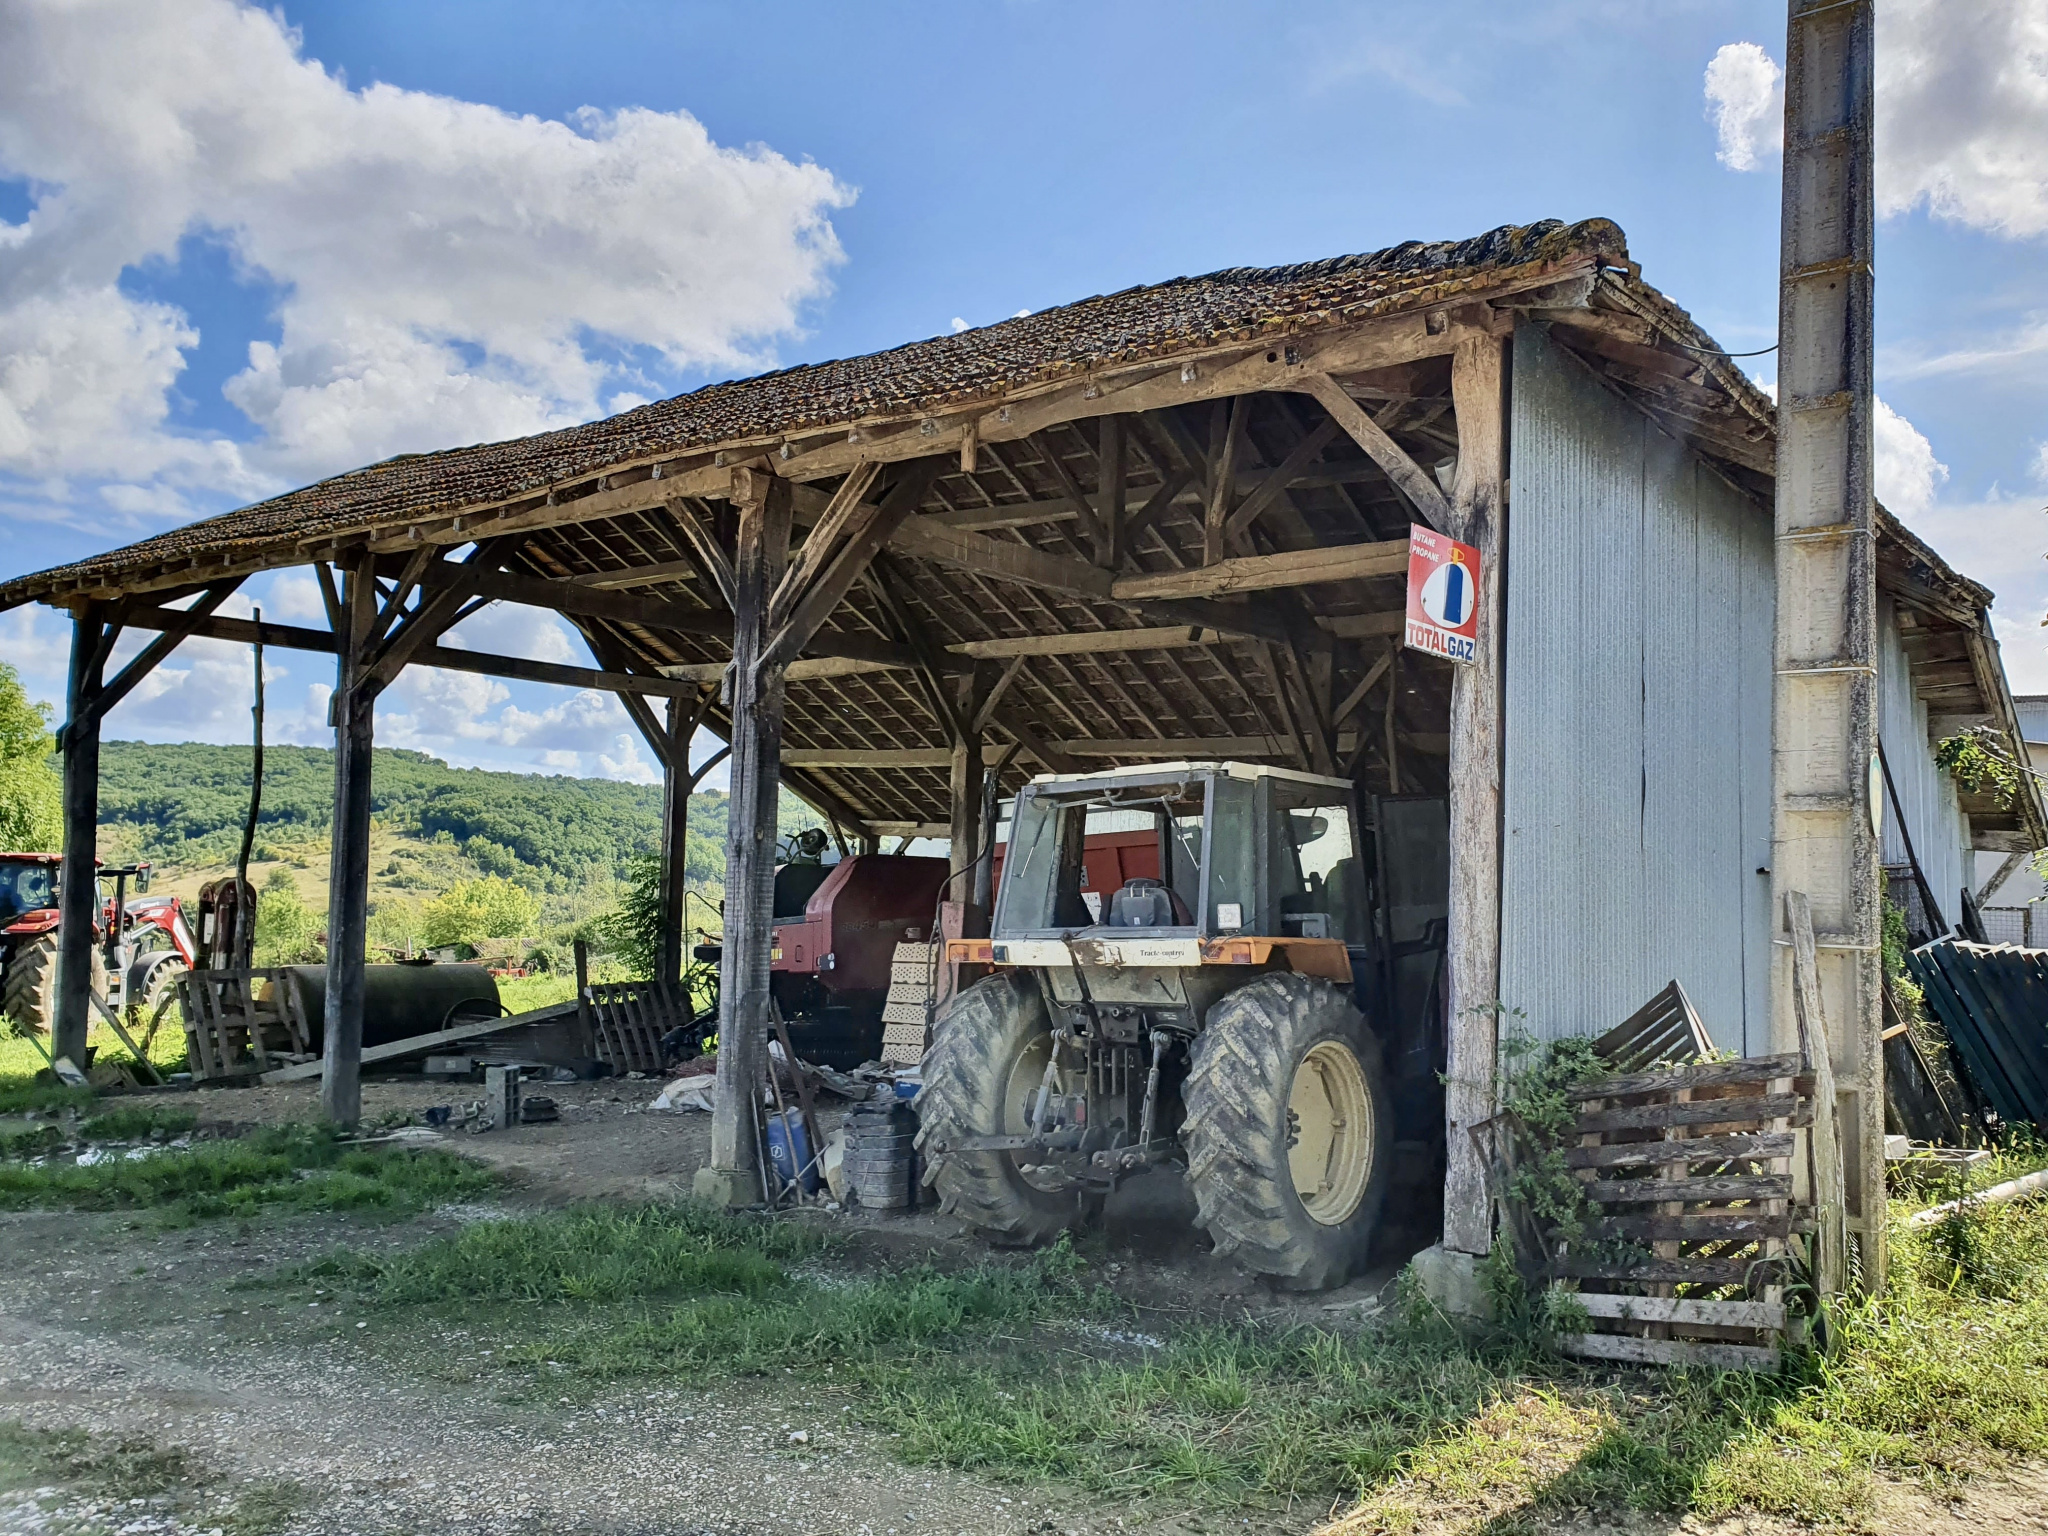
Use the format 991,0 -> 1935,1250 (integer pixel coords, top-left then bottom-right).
0,855 -> 197,1038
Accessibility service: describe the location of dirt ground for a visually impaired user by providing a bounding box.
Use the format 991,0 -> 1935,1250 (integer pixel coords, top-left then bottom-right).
2,1074 -> 2044,1536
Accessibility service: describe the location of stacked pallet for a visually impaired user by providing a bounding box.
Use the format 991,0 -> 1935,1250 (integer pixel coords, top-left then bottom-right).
1551,1051 -> 1814,1371
880,941 -> 936,1065
179,968 -> 315,1080
582,979 -> 678,1074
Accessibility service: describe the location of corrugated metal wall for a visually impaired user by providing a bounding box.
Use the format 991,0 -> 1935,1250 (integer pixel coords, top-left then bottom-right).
1499,323 -> 1774,1054
1877,596 -> 1969,929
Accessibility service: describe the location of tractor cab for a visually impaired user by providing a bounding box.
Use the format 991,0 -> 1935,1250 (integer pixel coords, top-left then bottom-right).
987,760 -> 1368,971
0,855 -> 60,931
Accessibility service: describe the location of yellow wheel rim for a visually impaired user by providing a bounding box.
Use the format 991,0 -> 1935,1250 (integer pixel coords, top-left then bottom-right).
1287,1039 -> 1373,1225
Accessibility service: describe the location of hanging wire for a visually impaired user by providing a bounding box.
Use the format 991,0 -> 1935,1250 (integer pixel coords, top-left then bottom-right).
1666,339 -> 1780,359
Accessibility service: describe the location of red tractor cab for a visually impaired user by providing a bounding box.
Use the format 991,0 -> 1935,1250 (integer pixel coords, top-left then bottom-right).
0,854 -> 195,1036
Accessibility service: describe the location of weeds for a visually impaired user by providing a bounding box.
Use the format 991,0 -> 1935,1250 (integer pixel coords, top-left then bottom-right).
0,1123 -> 494,1222
78,1104 -> 197,1142
0,1421 -> 196,1499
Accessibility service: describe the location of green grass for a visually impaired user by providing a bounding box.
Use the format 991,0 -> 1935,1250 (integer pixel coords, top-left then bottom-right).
78,1104 -> 197,1141
0,1122 -> 495,1223
0,1072 -> 94,1115
0,1420 -> 196,1500
301,1185 -> 2048,1527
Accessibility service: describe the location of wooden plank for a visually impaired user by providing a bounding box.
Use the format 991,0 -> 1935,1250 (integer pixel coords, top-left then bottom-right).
1582,1174 -> 1792,1204
1585,1211 -> 1809,1242
1559,1332 -> 1780,1372
780,748 -> 953,769
1565,1291 -> 1787,1331
1576,1094 -> 1808,1135
1788,890 -> 1849,1300
1109,539 -> 1408,602
1552,1256 -> 1762,1286
947,626 -> 1207,660
452,564 -> 730,637
1567,1053 -> 1805,1102
262,1002 -> 577,1082
762,462 -> 941,671
1319,609 -> 1406,639
1565,1132 -> 1796,1169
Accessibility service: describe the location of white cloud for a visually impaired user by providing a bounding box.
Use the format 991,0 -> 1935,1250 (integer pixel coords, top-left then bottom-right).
0,0 -> 853,502
1873,397 -> 1949,516
1705,5 -> 2048,238
1704,43 -> 1782,172
950,317 -> 969,334
1897,490 -> 2048,692
2033,441 -> 2048,484
439,602 -> 580,666
597,733 -> 659,785
1878,0 -> 2048,238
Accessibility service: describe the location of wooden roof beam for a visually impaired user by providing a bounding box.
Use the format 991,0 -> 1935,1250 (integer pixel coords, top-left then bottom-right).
1298,373 -> 1454,530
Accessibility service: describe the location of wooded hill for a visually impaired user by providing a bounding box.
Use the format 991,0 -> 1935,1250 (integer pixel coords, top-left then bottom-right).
94,742 -> 745,892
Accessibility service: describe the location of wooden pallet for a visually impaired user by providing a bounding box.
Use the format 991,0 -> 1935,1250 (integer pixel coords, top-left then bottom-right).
1550,1050 -> 1813,1371
179,969 -> 315,1081
880,941 -> 936,1064
582,980 -> 681,1074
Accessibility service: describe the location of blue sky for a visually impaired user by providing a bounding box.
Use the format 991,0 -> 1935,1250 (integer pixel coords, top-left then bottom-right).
2,0 -> 2044,784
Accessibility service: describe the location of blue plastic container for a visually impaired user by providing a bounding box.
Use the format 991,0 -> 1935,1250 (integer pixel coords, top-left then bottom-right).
764,1108 -> 819,1196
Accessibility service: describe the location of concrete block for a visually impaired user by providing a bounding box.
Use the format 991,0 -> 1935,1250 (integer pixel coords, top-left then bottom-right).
1410,1242 -> 1494,1320
692,1164 -> 759,1208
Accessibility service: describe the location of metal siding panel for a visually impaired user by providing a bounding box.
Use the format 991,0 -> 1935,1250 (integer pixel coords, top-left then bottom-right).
1504,324 -> 1773,1051
1876,598 -> 1968,928
1735,478 -> 1777,1054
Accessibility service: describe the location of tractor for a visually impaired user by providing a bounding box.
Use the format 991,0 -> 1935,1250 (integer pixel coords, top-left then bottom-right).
0,855 -> 195,1040
918,761 -> 1394,1290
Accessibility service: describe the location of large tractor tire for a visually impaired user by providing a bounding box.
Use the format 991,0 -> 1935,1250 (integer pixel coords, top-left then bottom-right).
916,971 -> 1076,1247
1,932 -> 58,1035
1182,972 -> 1393,1290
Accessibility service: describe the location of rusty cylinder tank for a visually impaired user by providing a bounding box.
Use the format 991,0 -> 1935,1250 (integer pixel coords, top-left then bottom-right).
280,964 -> 501,1050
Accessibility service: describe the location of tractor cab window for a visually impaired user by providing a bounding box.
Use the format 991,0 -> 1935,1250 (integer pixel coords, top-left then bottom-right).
996,781 -> 1204,935
1268,790 -> 1367,945
0,861 -> 56,927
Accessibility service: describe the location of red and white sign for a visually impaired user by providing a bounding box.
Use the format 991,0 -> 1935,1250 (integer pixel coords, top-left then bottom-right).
1403,524 -> 1481,666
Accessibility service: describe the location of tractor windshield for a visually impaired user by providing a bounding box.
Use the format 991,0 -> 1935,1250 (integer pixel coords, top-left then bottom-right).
0,859 -> 56,927
995,777 -> 1213,936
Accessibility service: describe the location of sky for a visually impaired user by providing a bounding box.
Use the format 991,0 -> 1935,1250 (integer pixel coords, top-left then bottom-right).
1,0 -> 2045,789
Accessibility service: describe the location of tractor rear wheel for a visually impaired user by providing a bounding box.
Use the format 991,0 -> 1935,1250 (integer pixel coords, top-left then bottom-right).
1,933 -> 58,1035
1,935 -> 108,1038
916,971 -> 1075,1247
1182,972 -> 1392,1290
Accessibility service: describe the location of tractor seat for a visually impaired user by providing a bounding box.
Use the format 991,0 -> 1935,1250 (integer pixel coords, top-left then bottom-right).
1107,878 -> 1176,928
693,942 -> 723,964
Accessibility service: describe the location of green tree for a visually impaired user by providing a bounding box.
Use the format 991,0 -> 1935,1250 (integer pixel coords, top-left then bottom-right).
0,662 -> 62,853
421,875 -> 541,950
253,868 -> 324,966
597,852 -> 663,977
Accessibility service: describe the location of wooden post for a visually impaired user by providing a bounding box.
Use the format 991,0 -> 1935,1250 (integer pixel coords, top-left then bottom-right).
655,696 -> 689,989
573,936 -> 595,1058
1097,414 -> 1126,570
1771,0 -> 1883,1292
1440,331 -> 1510,1259
949,726 -> 984,893
695,467 -> 794,1208
320,549 -> 378,1126
53,604 -> 109,1069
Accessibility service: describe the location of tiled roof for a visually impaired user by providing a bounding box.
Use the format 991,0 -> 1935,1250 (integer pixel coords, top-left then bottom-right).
0,218 -> 1626,607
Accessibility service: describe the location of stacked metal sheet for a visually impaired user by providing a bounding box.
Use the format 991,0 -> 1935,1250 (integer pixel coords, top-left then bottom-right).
1906,941 -> 2048,1134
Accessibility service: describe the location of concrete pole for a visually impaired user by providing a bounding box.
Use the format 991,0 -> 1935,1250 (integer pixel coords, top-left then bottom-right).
1770,0 -> 1883,1290
54,604 -> 108,1070
695,467 -> 793,1208
320,550 -> 379,1126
